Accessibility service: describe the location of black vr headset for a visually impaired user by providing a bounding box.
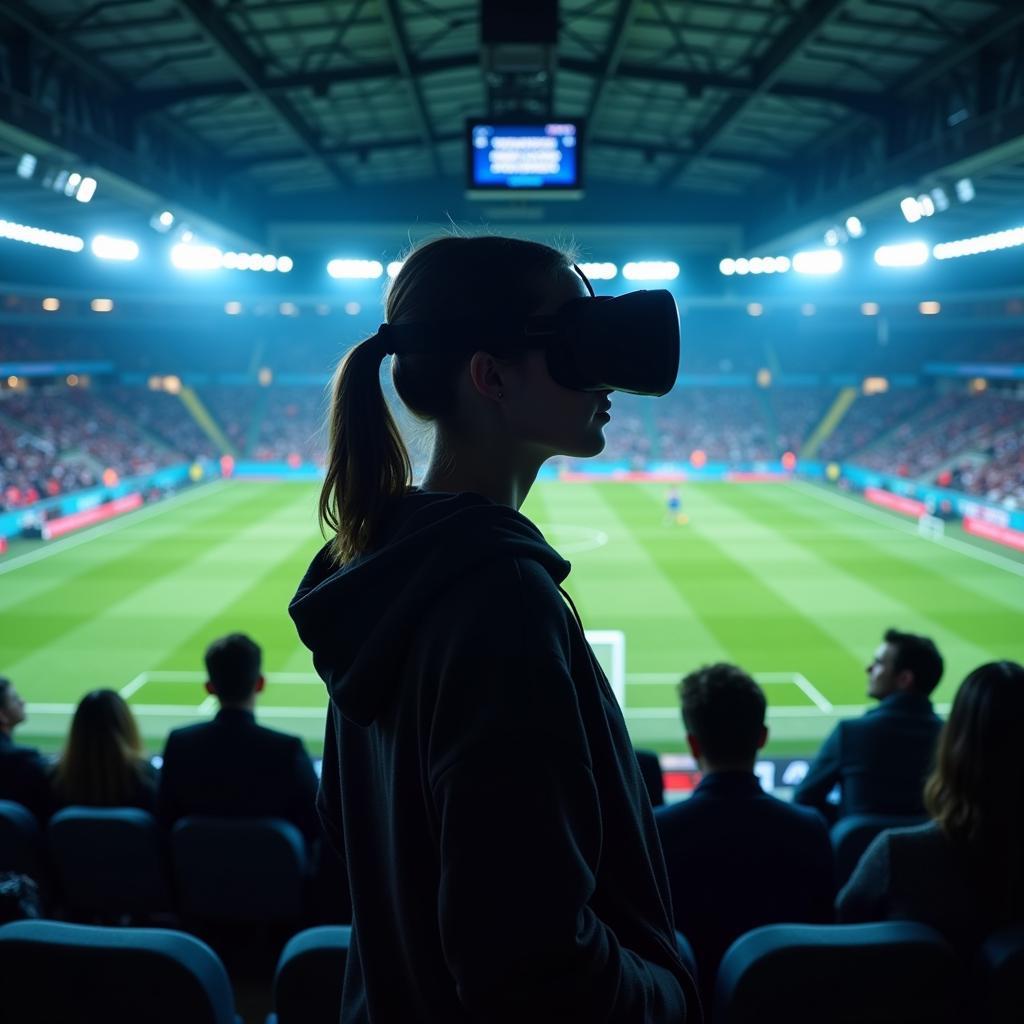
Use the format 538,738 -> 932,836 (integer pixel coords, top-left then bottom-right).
375,269 -> 679,397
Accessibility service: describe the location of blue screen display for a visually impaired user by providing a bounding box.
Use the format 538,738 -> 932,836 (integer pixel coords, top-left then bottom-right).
469,123 -> 580,189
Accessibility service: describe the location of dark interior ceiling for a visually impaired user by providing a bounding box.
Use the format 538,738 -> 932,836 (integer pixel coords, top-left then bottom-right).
0,0 -> 1021,250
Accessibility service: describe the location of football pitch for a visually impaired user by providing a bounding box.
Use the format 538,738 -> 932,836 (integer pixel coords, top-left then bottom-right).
2,479 -> 1022,757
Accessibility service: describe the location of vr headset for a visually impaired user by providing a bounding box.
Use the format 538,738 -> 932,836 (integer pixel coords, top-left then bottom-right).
376,272 -> 679,397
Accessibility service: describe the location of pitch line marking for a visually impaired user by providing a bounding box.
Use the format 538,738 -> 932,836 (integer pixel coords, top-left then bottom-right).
119,672 -> 150,699
0,481 -> 229,576
794,481 -> 1024,578
792,672 -> 834,713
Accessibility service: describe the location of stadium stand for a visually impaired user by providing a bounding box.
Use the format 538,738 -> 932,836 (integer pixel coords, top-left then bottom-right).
269,925 -> 351,1024
0,799 -> 41,880
976,926 -> 1024,1024
830,813 -> 929,889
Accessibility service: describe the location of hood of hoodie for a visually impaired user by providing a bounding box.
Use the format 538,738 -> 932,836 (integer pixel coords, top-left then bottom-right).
289,490 -> 570,727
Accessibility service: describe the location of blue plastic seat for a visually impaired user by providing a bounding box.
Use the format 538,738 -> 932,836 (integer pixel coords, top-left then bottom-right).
172,816 -> 308,923
268,924 -> 352,1024
831,813 -> 928,888
0,799 -> 42,879
976,925 -> 1024,1023
48,806 -> 172,917
0,919 -> 238,1023
714,922 -> 961,1024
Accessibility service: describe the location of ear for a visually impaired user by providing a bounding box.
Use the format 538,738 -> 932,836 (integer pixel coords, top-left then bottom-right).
204,681 -> 215,696
467,351 -> 507,402
894,670 -> 916,692
685,733 -> 702,762
255,675 -> 266,693
757,725 -> 769,751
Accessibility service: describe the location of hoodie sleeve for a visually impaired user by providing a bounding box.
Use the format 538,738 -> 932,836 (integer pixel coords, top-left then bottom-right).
427,560 -> 688,1023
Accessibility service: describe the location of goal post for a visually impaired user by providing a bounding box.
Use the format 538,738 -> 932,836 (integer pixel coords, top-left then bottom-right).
917,513 -> 945,540
585,629 -> 627,708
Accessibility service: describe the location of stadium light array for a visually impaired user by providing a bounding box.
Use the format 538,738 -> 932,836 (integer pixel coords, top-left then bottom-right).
91,235 -> 139,261
75,177 -> 97,203
622,261 -> 679,281
42,297 -> 60,312
328,259 -> 383,279
16,154 -> 36,179
719,256 -> 790,276
579,261 -> 618,280
919,301 -> 941,315
90,298 -> 114,313
900,197 -> 923,223
955,178 -> 975,203
0,218 -> 84,252
933,225 -> 1024,260
845,216 -> 865,238
874,241 -> 929,267
171,243 -> 293,273
792,249 -> 843,275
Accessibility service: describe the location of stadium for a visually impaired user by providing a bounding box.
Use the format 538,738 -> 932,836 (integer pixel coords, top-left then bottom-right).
0,1 -> 1022,1021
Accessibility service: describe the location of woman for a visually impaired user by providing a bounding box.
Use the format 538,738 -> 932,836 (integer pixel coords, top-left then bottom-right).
51,689 -> 157,812
0,676 -> 52,821
838,660 -> 1024,953
290,236 -> 697,1022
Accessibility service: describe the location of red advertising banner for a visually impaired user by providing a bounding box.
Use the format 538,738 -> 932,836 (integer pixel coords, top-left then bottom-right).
963,516 -> 1024,552
864,486 -> 927,518
42,493 -> 143,540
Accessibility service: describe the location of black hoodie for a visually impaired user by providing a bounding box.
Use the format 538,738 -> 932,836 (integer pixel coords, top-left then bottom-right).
290,490 -> 699,1022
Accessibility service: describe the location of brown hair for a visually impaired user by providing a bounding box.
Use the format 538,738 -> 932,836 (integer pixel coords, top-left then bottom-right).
924,660 -> 1024,915
53,689 -> 147,807
318,234 -> 577,563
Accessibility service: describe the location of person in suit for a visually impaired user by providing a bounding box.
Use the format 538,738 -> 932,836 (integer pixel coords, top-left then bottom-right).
656,663 -> 834,1002
793,628 -> 944,821
0,676 -> 52,822
51,689 -> 157,811
838,661 -> 1024,956
157,633 -> 319,846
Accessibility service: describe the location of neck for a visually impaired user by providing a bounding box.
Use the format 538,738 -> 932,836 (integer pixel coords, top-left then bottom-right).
218,700 -> 255,713
700,760 -> 756,776
421,432 -> 545,511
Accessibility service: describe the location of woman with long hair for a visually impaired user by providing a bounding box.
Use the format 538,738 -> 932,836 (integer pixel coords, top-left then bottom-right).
51,689 -> 157,811
290,235 -> 697,1022
838,660 -> 1024,951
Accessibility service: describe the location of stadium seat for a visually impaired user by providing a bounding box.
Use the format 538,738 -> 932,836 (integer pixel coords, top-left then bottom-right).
635,748 -> 665,806
831,813 -> 928,888
0,799 -> 41,878
268,924 -> 351,1024
172,816 -> 308,923
975,925 -> 1024,1024
48,806 -> 172,918
0,919 -> 239,1023
713,922 -> 961,1024
675,929 -> 697,978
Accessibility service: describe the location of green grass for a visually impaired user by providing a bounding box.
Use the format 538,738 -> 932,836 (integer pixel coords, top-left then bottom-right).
3,479 -> 1022,757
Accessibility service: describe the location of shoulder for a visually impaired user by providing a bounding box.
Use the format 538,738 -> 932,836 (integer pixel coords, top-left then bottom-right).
163,721 -> 211,748
252,720 -> 307,752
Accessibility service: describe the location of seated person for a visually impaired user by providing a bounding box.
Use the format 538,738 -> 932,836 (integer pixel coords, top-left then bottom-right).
51,690 -> 157,811
656,663 -> 834,1001
793,628 -> 944,820
0,676 -> 52,822
157,633 -> 319,846
838,661 -> 1024,956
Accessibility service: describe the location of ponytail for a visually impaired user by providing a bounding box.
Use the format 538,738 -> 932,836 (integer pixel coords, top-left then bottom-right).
318,335 -> 412,564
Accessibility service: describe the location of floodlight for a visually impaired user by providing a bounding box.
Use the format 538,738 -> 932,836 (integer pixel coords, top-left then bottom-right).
845,216 -> 865,238
719,258 -> 735,276
90,298 -> 114,312
919,301 -> 941,315
930,188 -> 949,212
75,177 -> 97,203
64,172 -> 82,197
171,243 -> 223,270
792,249 -> 842,274
578,261 -> 617,280
42,297 -> 60,311
955,178 -> 974,202
824,227 -> 841,247
916,194 -> 935,217
0,218 -> 84,252
344,301 -> 361,315
747,302 -> 763,317
327,259 -> 384,279
91,235 -> 139,261
734,258 -> 750,275
277,256 -> 293,273
16,154 -> 36,179
900,197 -> 921,223
861,302 -> 879,316
874,241 -> 929,267
933,226 -> 1024,260
224,301 -> 242,315
622,261 -> 679,281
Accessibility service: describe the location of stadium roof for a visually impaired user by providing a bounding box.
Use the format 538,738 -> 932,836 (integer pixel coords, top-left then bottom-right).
0,0 -> 1021,251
